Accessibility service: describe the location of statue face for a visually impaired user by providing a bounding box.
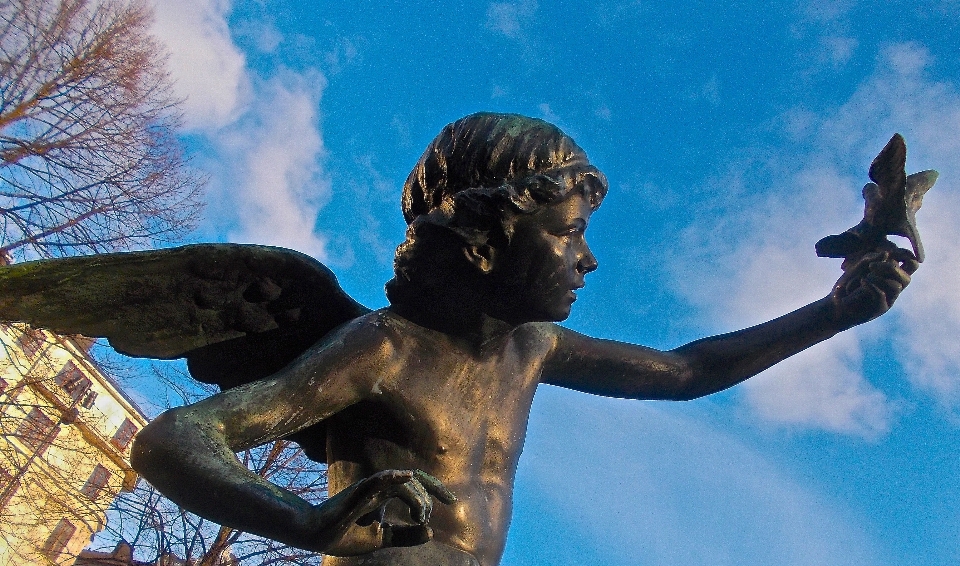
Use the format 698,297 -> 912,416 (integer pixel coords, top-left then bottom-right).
494,192 -> 598,323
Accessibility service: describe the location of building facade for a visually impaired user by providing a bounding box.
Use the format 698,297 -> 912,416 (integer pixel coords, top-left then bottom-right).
0,323 -> 147,566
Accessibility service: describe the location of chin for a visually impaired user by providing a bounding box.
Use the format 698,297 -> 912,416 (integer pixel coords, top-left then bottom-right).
541,305 -> 574,323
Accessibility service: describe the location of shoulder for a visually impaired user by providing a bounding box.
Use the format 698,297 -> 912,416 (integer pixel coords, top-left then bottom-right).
510,322 -> 563,354
319,308 -> 399,344
300,309 -> 406,372
317,308 -> 468,360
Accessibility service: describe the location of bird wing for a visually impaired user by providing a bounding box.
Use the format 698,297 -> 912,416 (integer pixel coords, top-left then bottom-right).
900,170 -> 939,262
867,133 -> 907,221
0,244 -> 371,461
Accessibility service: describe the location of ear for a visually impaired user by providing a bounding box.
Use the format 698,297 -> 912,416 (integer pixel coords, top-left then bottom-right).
463,244 -> 497,274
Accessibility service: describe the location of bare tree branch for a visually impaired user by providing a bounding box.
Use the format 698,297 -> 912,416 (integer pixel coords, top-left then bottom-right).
0,0 -> 204,261
93,441 -> 327,565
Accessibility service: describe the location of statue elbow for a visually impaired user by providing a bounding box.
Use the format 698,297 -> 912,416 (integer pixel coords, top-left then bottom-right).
130,410 -> 180,480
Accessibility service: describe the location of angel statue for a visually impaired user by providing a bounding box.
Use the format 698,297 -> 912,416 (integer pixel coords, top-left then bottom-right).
0,114 -> 932,566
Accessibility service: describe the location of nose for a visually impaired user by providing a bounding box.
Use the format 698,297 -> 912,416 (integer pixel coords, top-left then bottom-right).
577,246 -> 598,274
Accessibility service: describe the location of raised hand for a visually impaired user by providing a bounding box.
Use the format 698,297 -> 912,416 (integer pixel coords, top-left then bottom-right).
828,242 -> 918,329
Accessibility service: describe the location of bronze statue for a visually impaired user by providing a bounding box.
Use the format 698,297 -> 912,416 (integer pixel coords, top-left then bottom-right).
0,113 -> 931,566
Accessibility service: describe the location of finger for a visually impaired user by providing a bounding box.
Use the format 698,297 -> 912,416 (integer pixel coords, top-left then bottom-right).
381,470 -> 415,483
350,470 -> 415,523
843,251 -> 885,272
869,259 -> 911,288
837,251 -> 883,293
392,478 -> 432,524
889,247 -> 920,274
900,257 -> 920,275
844,279 -> 889,319
414,469 -> 457,504
865,272 -> 902,302
873,239 -> 899,253
366,470 -> 414,493
844,274 -> 862,295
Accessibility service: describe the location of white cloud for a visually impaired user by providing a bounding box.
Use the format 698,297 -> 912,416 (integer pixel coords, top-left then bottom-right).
149,0 -> 248,130
485,0 -> 538,40
670,42 -> 960,433
897,200 -> 960,410
811,43 -> 960,413
830,67 -> 960,416
885,42 -> 930,76
538,103 -> 560,123
742,336 -> 891,437
698,73 -> 721,107
820,36 -> 857,67
233,19 -> 284,54
214,70 -> 331,260
350,155 -> 402,265
147,1 -> 334,261
324,37 -> 360,75
800,0 -> 854,23
506,389 -> 885,565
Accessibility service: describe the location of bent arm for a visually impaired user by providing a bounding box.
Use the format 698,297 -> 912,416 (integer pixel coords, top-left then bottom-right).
543,248 -> 916,400
131,320 -> 387,552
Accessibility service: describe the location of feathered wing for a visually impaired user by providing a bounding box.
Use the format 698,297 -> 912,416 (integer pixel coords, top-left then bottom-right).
0,244 -> 371,461
866,132 -> 907,217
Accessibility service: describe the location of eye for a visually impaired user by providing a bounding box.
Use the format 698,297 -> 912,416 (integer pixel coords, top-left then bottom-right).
551,227 -> 581,239
552,219 -> 587,238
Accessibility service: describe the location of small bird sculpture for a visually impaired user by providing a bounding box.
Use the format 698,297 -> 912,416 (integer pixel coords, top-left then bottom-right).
816,133 -> 938,262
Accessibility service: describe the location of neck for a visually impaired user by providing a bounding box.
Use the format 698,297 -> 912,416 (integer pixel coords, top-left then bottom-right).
388,295 -> 515,347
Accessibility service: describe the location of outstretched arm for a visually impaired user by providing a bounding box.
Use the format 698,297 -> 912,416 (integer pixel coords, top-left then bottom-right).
132,318 -> 452,554
542,246 -> 917,400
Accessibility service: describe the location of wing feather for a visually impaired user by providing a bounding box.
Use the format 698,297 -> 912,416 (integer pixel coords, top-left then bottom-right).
0,244 -> 370,462
0,243 -> 369,384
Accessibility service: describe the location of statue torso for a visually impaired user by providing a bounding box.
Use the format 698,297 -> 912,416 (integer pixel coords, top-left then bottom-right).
323,310 -> 557,566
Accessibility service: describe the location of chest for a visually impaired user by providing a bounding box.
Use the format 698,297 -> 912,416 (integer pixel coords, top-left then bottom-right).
388,330 -> 547,428
383,357 -> 538,492
329,327 -> 552,467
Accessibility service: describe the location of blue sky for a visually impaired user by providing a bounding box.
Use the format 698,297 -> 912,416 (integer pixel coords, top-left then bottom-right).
143,1 -> 959,564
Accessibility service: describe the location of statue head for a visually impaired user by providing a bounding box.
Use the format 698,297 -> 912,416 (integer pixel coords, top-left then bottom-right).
386,112 -> 607,323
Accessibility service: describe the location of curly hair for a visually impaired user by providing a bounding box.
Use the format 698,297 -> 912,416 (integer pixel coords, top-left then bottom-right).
386,112 -> 607,309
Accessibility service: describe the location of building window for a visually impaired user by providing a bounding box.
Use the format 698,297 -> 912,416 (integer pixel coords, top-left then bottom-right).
81,464 -> 112,500
54,362 -> 93,403
16,327 -> 45,358
16,407 -> 56,451
79,389 -> 98,409
41,518 -> 76,561
111,418 -> 138,450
